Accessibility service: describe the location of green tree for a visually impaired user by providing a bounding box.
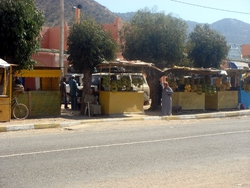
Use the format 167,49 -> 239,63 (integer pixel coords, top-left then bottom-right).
187,24 -> 229,68
67,18 -> 118,112
0,0 -> 44,70
119,9 -> 187,110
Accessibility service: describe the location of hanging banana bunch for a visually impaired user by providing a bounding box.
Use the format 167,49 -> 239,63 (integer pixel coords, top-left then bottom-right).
244,76 -> 250,92
215,77 -> 222,88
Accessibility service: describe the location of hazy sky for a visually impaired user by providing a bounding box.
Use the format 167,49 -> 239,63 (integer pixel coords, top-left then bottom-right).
94,0 -> 250,24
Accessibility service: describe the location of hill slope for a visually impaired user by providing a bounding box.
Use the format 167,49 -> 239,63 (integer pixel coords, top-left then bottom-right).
210,18 -> 250,45
35,0 -> 117,26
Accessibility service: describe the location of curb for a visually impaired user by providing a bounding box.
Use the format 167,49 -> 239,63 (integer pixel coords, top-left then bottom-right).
1,110 -> 250,132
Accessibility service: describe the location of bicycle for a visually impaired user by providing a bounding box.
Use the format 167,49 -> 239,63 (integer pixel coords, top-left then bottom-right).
11,95 -> 29,119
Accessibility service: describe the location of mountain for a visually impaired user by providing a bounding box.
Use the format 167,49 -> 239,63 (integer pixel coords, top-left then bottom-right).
35,0 -> 117,26
210,18 -> 250,45
35,0 -> 250,45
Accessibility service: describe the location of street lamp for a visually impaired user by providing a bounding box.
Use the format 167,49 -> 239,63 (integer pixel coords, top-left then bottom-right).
59,0 -> 64,76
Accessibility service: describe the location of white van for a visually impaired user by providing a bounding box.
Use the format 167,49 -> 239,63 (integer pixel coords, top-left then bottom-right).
91,72 -> 150,104
64,73 -> 84,94
63,73 -> 84,103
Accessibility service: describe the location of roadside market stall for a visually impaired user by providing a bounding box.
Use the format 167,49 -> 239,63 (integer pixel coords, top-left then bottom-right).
0,59 -> 14,122
96,60 -> 161,115
225,68 -> 250,109
16,68 -> 62,117
163,66 -> 238,111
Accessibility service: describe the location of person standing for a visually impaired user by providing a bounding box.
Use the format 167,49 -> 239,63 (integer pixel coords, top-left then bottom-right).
161,82 -> 173,116
69,75 -> 78,110
60,77 -> 68,109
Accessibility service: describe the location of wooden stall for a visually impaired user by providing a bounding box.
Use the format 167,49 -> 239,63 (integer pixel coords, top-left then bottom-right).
227,69 -> 250,109
16,68 -> 62,117
96,60 -> 161,115
0,59 -> 14,122
206,69 -> 246,110
163,66 -> 223,111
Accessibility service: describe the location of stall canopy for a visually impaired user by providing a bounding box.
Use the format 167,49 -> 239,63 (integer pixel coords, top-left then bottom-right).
16,68 -> 62,77
97,60 -> 162,72
162,66 -> 224,76
0,59 -> 10,68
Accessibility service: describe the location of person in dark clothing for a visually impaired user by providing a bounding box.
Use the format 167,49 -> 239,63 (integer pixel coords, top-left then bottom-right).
69,75 -> 78,110
60,77 -> 69,109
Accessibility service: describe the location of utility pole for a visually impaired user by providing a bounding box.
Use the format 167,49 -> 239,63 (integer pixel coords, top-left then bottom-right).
59,0 -> 64,76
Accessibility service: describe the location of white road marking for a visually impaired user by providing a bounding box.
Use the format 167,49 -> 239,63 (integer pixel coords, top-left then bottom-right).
1,130 -> 250,158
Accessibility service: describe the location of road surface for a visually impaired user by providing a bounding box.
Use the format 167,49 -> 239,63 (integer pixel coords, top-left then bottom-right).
0,117 -> 250,187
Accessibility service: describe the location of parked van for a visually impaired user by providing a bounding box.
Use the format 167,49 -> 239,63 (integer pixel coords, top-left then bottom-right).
91,73 -> 150,104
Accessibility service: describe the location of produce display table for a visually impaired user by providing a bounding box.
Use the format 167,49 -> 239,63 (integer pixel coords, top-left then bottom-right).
172,92 -> 205,110
205,91 -> 238,110
99,91 -> 144,115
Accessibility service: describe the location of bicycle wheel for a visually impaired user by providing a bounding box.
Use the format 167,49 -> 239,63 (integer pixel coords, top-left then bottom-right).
13,103 -> 29,119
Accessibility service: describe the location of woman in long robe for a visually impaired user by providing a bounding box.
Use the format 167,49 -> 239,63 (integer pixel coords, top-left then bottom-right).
161,82 -> 173,116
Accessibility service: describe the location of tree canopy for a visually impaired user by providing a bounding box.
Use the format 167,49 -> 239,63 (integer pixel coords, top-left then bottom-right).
119,9 -> 188,110
0,0 -> 44,70
187,24 -> 229,68
119,8 -> 188,69
67,18 -> 118,74
67,17 -> 118,113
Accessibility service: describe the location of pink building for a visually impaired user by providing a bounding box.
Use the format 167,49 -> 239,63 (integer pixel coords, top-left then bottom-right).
27,18 -> 124,91
32,17 -> 124,70
241,44 -> 250,59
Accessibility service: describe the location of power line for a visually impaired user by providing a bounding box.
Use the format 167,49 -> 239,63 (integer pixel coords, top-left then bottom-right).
170,0 -> 250,15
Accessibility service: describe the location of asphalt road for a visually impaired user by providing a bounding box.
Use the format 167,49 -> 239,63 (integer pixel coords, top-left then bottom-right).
0,117 -> 250,188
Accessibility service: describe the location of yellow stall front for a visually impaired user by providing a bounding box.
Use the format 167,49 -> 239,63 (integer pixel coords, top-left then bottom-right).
172,92 -> 205,110
16,68 -> 62,117
96,60 -> 162,115
205,91 -> 238,110
99,91 -> 144,115
0,59 -> 13,122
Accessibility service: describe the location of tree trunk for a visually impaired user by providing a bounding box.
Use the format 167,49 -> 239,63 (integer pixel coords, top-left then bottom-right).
146,69 -> 163,111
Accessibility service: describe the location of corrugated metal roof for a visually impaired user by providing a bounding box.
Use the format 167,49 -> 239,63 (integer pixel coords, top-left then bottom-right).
229,61 -> 249,69
0,59 -> 10,68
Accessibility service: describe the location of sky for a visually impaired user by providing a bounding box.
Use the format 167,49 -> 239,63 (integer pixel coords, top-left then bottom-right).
94,0 -> 250,24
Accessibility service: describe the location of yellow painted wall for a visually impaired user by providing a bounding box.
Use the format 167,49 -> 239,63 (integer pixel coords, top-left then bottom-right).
205,91 -> 238,110
172,92 -> 205,110
0,97 -> 11,121
99,91 -> 144,114
40,77 -> 59,91
18,91 -> 61,117
0,66 -> 13,122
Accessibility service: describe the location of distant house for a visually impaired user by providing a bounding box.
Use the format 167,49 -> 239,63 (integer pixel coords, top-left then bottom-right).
227,44 -> 242,59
